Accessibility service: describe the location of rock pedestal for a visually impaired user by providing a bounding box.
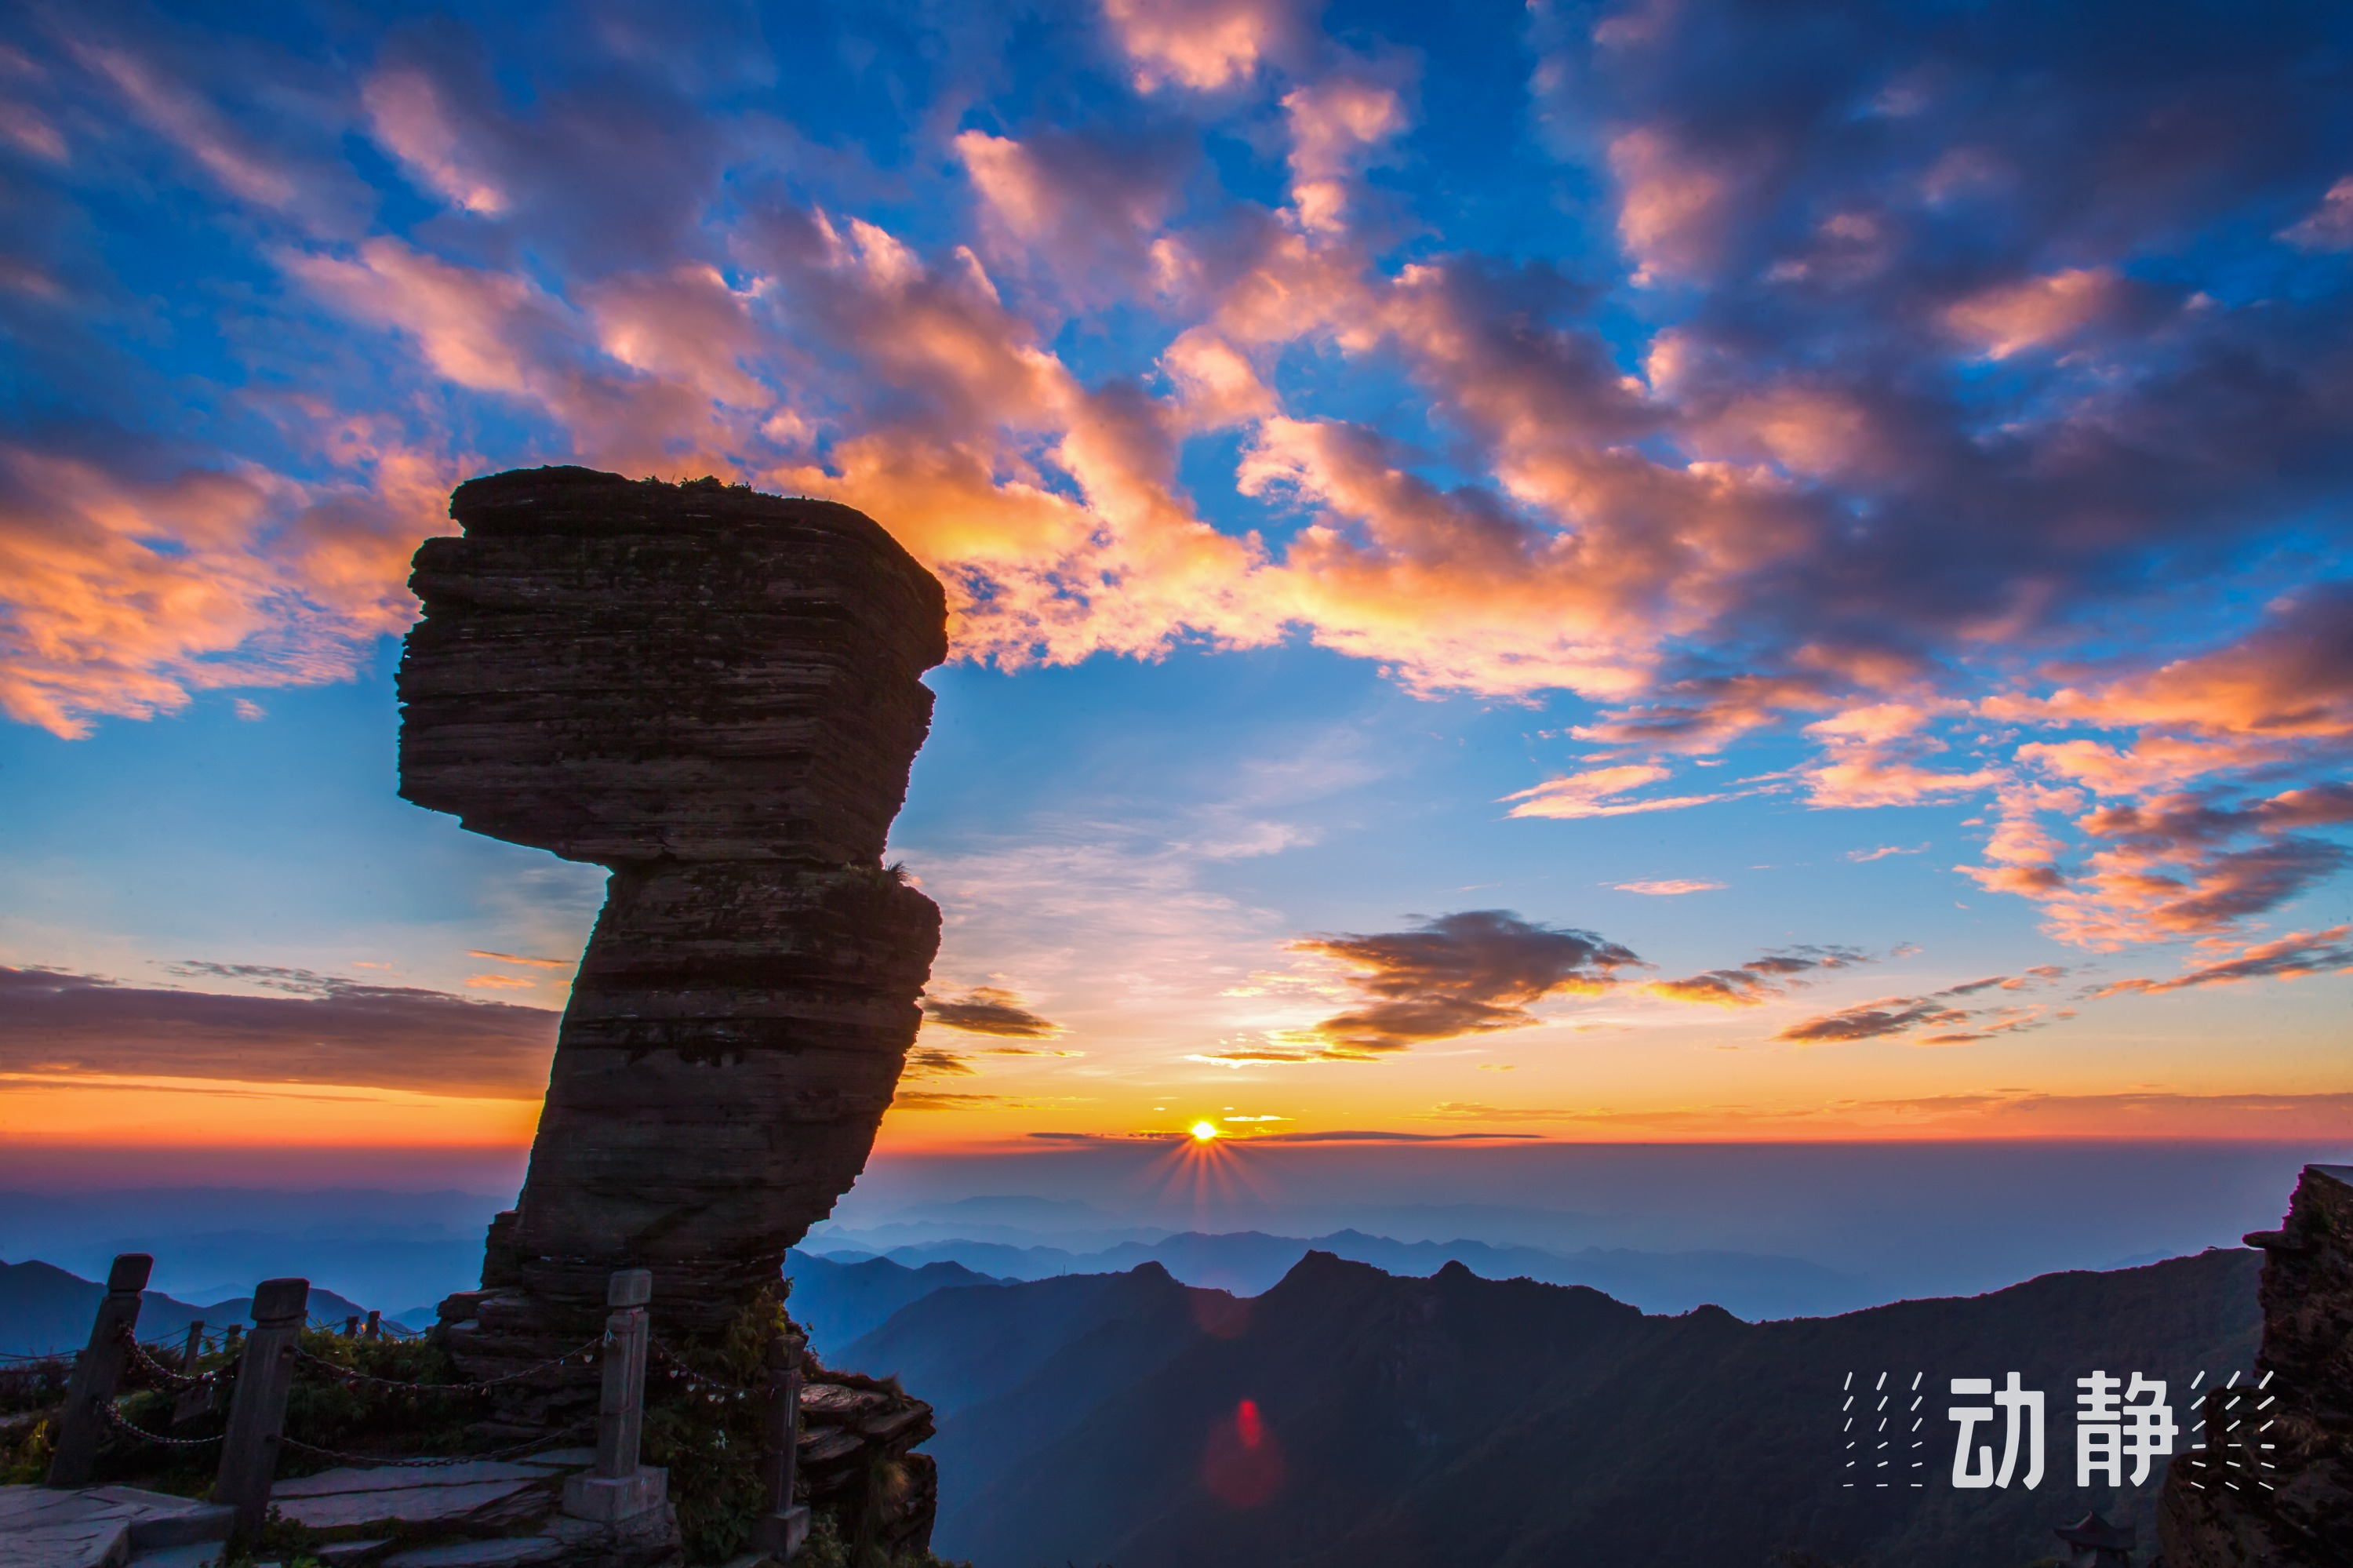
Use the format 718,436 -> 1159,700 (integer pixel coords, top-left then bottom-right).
395,466 -> 947,1344
2158,1162 -> 2353,1567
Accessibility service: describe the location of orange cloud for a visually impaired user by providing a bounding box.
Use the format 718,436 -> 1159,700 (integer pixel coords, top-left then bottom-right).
2094,926 -> 2353,997
0,444 -> 443,737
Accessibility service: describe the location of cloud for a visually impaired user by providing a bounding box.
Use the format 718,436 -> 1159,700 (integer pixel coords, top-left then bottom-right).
1503,764 -> 1734,820
71,42 -> 297,209
0,965 -> 558,1097
2093,926 -> 2353,997
0,442 -> 446,737
1777,995 -> 1972,1044
1945,268 -> 2126,360
1097,0 -> 1304,93
1847,844 -> 1927,862
467,950 -> 573,969
1281,71 -> 1409,232
1610,879 -> 1724,895
1266,910 -> 1646,1057
922,985 -> 1065,1038
1776,966 -> 2071,1043
2282,175 -> 2353,251
1412,1102 -> 1586,1122
1962,777 -> 2353,948
1646,944 -> 1869,1006
889,1090 -> 1037,1111
5,0 -> 2353,965
362,66 -> 506,215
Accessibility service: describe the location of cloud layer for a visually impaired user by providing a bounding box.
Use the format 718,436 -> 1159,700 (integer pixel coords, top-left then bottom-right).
0,0 -> 2347,967
0,964 -> 558,1096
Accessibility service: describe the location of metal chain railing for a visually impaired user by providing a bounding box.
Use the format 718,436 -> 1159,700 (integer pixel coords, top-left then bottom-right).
98,1399 -> 226,1449
293,1335 -> 603,1392
118,1327 -> 227,1391
647,1337 -> 760,1404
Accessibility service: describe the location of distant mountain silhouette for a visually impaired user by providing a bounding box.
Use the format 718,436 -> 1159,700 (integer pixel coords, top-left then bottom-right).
832,1247 -> 2260,1568
780,1246 -> 999,1354
813,1227 -> 1867,1317
0,1257 -> 372,1355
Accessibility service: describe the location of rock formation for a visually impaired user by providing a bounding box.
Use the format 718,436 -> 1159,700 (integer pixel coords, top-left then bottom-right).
396,466 -> 947,1340
2159,1162 -> 2353,1567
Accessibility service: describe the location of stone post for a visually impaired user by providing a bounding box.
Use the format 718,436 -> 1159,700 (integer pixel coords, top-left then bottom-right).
563,1270 -> 666,1523
172,1320 -> 216,1428
215,1278 -> 309,1544
753,1330 -> 810,1559
45,1253 -> 152,1486
363,1310 -> 381,1341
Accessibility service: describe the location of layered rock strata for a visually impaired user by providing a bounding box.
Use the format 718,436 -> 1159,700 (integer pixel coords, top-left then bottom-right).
396,467 -> 947,1341
2159,1162 -> 2353,1566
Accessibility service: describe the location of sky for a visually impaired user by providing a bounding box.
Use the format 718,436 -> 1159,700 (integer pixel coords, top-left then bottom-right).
2,0 -> 2351,1181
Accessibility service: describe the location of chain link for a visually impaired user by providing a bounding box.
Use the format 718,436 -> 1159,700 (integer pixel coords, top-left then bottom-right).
98,1399 -> 226,1449
646,1339 -> 762,1403
118,1327 -> 226,1392
293,1337 -> 602,1392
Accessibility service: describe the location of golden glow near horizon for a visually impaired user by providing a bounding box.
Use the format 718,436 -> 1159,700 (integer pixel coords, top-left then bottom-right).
1191,1120 -> 1221,1142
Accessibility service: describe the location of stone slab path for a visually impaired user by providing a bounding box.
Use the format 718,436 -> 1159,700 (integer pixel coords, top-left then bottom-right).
0,1486 -> 233,1568
1,1450 -> 605,1568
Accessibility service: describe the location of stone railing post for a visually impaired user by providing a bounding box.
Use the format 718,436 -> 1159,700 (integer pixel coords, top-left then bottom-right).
45,1252 -> 152,1487
214,1277 -> 309,1544
753,1330 -> 810,1558
563,1269 -> 667,1523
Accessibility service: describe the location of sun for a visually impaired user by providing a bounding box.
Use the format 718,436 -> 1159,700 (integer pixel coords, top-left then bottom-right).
1190,1120 -> 1220,1141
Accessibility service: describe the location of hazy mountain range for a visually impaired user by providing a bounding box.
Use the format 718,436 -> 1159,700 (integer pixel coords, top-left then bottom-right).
0,1257 -> 372,1355
838,1247 -> 2263,1568
804,1228 -> 1867,1319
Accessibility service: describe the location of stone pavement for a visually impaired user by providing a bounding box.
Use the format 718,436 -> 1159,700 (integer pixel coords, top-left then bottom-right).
0,1485 -> 232,1568
2,1449 -> 678,1568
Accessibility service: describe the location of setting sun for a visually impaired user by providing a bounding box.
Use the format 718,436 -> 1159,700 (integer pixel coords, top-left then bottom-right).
1191,1121 -> 1220,1142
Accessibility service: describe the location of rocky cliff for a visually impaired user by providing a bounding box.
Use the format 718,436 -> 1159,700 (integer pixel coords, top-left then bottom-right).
2159,1162 -> 2353,1568
396,466 -> 947,1335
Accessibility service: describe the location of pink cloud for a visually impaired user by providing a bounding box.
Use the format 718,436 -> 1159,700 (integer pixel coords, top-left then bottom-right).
1503,763 -> 1732,820
2094,926 -> 2353,997
1281,74 -> 1408,232
1098,0 -> 1301,93
362,67 -> 506,215
1944,267 -> 2123,359
2281,175 -> 2353,252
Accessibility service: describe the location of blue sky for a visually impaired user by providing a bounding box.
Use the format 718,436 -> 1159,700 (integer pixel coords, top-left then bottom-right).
2,0 -> 2350,1156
